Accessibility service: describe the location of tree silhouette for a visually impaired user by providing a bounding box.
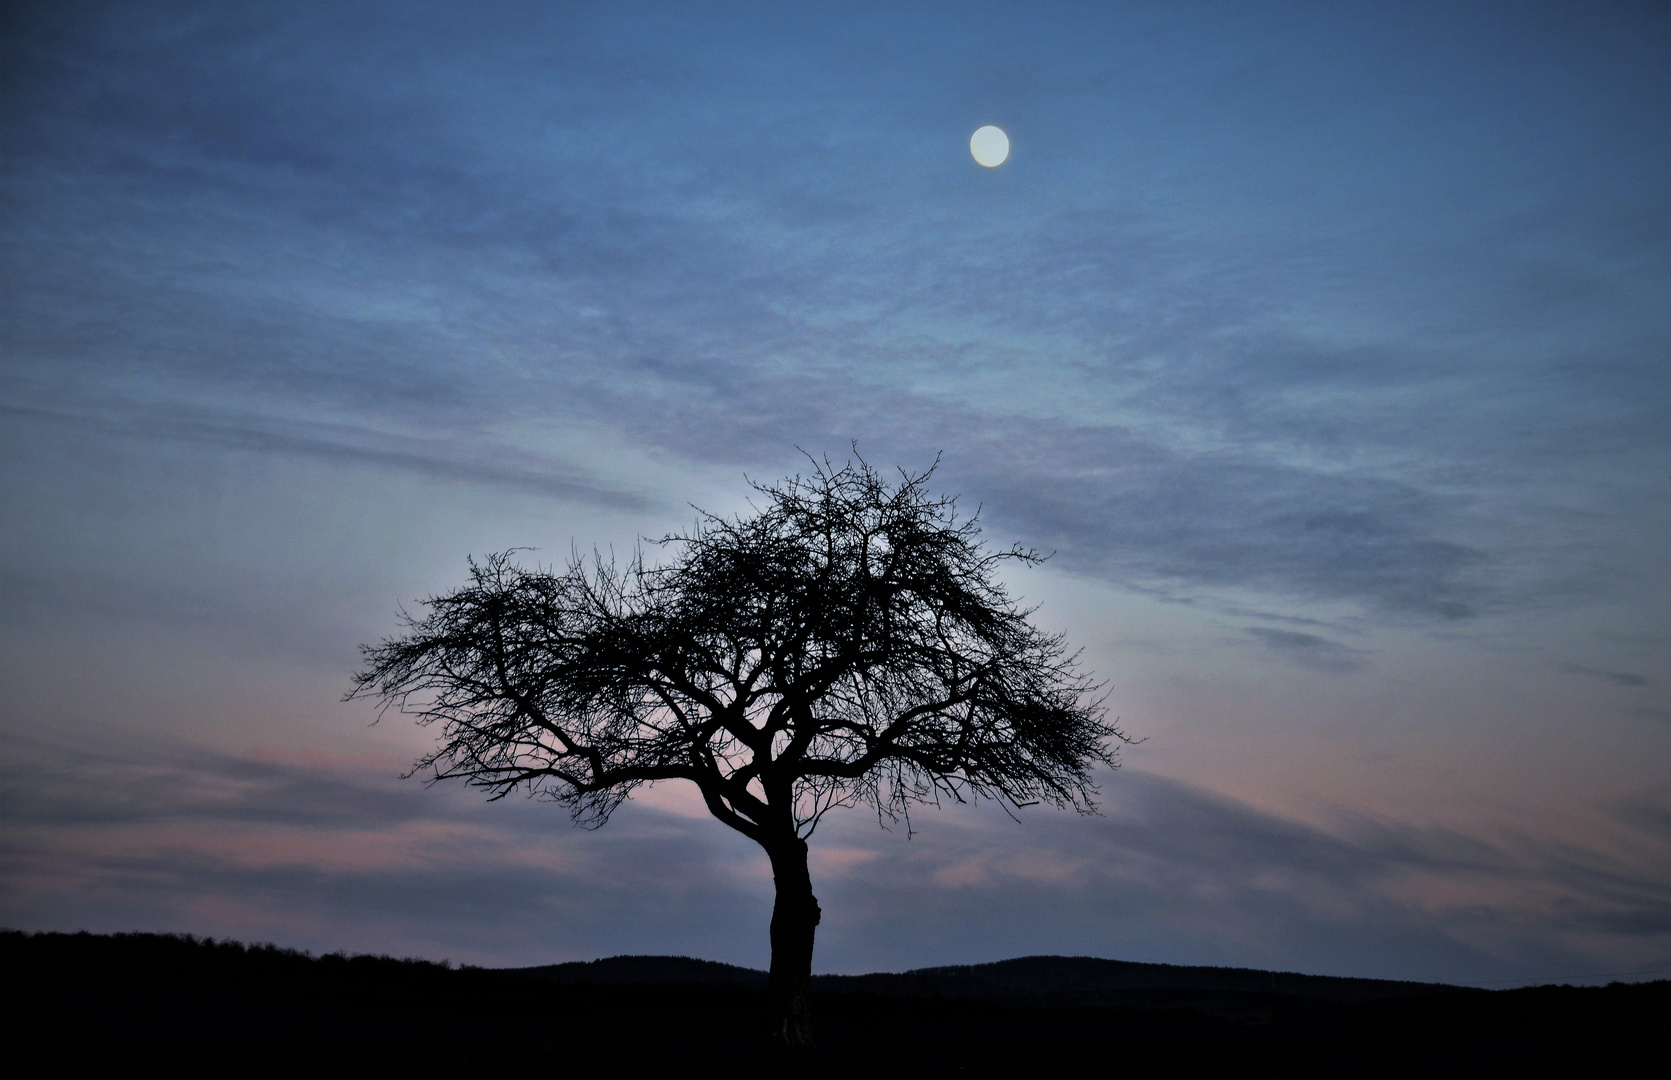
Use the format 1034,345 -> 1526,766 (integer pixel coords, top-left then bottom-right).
349,456 -> 1125,1046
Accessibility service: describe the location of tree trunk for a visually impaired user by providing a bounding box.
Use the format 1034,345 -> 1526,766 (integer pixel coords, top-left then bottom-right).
766,837 -> 820,1048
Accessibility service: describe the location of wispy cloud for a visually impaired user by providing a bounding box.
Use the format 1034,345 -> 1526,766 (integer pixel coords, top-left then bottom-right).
6,734 -> 1667,983
812,770 -> 1671,983
0,403 -> 648,509
1241,627 -> 1364,673
1561,663 -> 1651,689
5,0 -> 1664,628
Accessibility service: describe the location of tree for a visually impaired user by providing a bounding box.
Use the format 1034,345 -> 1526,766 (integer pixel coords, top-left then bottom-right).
349,456 -> 1125,1046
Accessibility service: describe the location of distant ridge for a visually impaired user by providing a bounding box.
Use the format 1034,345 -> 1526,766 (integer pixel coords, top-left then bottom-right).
510,953 -> 1469,1004
8,931 -> 1661,1072
822,954 -> 1471,1004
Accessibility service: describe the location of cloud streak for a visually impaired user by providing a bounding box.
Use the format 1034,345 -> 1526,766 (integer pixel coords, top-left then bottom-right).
5,0 -> 1665,625
0,403 -> 648,510
1241,627 -> 1364,673
1562,663 -> 1651,689
5,734 -> 1666,984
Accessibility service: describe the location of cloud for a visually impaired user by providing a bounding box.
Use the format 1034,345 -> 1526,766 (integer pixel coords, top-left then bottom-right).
0,403 -> 648,510
1613,787 -> 1671,844
1241,627 -> 1363,673
1561,663 -> 1651,688
0,734 -> 435,831
5,0 -> 1665,630
0,731 -> 773,964
811,770 -> 1671,984
546,367 -> 1497,618
5,733 -> 1667,984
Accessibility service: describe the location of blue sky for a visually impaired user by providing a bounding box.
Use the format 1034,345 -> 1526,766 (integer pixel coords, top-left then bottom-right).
3,1 -> 1668,984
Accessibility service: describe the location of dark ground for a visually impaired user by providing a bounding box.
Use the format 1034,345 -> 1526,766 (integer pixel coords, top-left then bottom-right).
6,929 -> 1661,1077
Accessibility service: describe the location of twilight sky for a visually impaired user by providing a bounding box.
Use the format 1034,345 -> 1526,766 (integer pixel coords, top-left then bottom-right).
3,1 -> 1668,986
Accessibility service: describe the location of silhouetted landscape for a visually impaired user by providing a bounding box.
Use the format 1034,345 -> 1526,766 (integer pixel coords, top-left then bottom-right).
8,7 -> 1670,1062
8,930 -> 1660,1076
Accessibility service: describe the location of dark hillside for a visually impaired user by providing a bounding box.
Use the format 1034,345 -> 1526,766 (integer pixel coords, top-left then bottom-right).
512,953 -> 770,988
7,930 -> 1660,1077
514,952 -> 1459,1003
823,954 -> 1466,1004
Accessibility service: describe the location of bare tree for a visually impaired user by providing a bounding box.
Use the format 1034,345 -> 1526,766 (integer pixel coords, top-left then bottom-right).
349,456 -> 1125,1046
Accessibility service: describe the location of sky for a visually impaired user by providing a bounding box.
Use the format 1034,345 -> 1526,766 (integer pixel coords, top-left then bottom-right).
2,0 -> 1668,986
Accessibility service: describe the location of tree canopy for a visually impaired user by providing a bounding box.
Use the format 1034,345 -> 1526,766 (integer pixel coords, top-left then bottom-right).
350,456 -> 1124,1045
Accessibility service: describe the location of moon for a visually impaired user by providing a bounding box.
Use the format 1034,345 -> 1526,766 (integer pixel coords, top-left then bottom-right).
970,125 -> 1009,167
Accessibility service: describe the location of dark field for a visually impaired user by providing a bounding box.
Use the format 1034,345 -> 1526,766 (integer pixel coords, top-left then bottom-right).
7,930 -> 1660,1077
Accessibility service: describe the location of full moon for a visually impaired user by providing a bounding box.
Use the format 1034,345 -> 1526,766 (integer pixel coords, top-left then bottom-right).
970,125 -> 1009,167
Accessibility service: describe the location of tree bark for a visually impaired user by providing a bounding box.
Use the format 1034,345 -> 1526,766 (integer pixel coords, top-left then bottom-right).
766,837 -> 821,1048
